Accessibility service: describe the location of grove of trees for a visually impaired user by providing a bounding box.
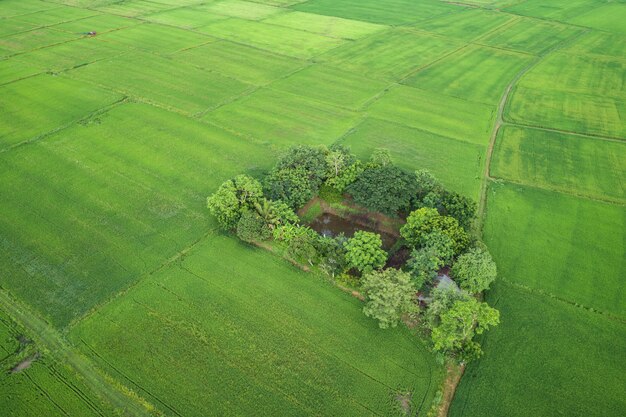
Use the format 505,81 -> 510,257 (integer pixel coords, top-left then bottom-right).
207,144 -> 500,362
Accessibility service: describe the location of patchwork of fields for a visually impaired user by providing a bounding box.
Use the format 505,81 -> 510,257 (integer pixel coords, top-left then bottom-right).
0,0 -> 624,416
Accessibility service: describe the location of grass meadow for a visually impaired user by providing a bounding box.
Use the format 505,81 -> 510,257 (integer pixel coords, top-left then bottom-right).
71,235 -> 442,417
484,182 -> 625,319
0,0 -> 624,415
449,282 -> 626,417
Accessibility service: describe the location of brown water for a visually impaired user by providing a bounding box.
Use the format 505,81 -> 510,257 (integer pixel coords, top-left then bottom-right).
308,213 -> 396,249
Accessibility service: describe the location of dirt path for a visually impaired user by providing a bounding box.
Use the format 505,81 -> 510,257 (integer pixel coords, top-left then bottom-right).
475,57 -> 541,232
475,29 -> 590,233
0,289 -> 154,417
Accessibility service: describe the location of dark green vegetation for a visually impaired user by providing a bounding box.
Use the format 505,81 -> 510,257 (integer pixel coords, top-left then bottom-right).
210,145 -> 499,362
0,0 -> 624,416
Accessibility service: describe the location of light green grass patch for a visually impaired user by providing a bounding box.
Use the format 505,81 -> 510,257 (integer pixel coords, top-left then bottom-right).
174,40 -> 303,85
484,182 -> 625,318
562,31 -> 626,60
203,88 -> 359,146
68,52 -> 251,114
414,7 -> 514,41
506,85 -> 626,139
196,0 -> 285,20
70,235 -> 443,416
0,18 -> 41,37
12,6 -> 99,26
293,0 -> 455,25
270,64 -> 388,110
95,0 -> 174,17
0,74 -> 123,149
322,29 -> 463,81
197,18 -> 344,59
143,8 -> 229,29
568,3 -> 626,34
450,282 -> 626,417
503,0 -> 598,21
16,38 -> 129,73
492,125 -> 626,202
368,86 -> 496,145
338,118 -> 485,198
96,23 -> 212,54
0,0 -> 60,18
479,17 -> 581,55
518,52 -> 626,99
51,13 -> 137,34
0,102 -> 274,327
404,44 -> 532,105
0,28 -> 80,55
252,0 -> 307,4
0,58 -> 40,85
262,11 -> 386,40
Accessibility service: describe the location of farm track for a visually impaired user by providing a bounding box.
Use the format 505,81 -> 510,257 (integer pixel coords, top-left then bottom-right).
476,28 -> 591,232
0,288 -> 154,417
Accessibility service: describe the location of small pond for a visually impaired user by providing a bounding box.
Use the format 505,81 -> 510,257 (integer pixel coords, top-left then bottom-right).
308,213 -> 397,249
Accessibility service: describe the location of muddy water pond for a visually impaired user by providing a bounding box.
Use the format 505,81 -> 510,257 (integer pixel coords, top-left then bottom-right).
308,213 -> 397,249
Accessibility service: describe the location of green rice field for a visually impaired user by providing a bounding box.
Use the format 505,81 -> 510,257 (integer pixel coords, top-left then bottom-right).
0,0 -> 624,416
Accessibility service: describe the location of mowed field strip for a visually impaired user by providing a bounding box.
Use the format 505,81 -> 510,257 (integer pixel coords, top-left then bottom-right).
0,0 -> 625,416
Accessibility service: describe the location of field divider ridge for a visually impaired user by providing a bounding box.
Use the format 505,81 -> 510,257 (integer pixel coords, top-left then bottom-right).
0,287 -> 156,417
0,96 -> 128,154
476,28 -> 591,232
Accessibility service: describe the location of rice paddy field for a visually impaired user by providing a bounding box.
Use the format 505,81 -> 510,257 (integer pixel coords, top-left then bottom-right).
0,0 -> 624,416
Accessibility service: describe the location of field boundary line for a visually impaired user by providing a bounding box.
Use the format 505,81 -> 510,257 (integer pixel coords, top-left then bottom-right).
0,96 -> 128,155
487,176 -> 626,207
502,121 -> 626,142
66,228 -> 216,330
498,279 -> 626,324
0,288 -> 155,417
476,28 -> 590,232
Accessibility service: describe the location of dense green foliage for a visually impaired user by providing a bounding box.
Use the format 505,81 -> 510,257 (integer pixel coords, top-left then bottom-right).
407,231 -> 455,290
346,165 -> 418,215
361,269 -> 416,329
264,166 -> 315,210
343,231 -> 387,273
401,208 -> 470,255
431,298 -> 500,361
207,174 -> 264,230
451,247 -> 497,294
236,210 -> 272,243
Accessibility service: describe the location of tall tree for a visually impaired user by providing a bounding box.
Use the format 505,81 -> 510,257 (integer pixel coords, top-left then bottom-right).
361,268 -> 416,329
207,175 -> 263,230
401,208 -> 470,255
344,231 -> 387,273
346,165 -> 418,215
451,247 -> 497,293
431,298 -> 500,361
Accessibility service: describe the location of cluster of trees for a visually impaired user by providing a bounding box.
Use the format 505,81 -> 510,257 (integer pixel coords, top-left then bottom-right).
207,145 -> 500,362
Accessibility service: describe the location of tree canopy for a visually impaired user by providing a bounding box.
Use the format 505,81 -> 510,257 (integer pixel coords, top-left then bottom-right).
361,268 -> 416,329
400,207 -> 470,255
207,174 -> 263,230
431,298 -> 500,361
346,165 -> 418,216
344,231 -> 387,273
451,247 -> 497,293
